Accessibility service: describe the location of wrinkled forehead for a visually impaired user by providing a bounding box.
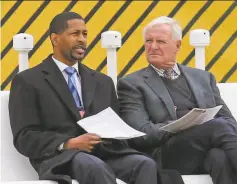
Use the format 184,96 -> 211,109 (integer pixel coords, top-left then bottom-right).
145,24 -> 172,38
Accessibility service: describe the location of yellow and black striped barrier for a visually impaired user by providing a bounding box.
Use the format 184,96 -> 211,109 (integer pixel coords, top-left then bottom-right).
1,0 -> 236,90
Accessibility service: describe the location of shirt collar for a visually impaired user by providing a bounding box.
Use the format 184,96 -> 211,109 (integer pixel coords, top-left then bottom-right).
151,63 -> 180,76
52,56 -> 79,74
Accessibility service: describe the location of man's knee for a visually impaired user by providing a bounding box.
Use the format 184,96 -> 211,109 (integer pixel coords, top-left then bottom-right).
208,118 -> 234,131
204,148 -> 228,170
138,155 -> 157,169
72,152 -> 107,171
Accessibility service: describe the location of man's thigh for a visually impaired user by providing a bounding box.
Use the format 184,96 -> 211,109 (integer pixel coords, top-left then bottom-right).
104,154 -> 156,181
70,152 -> 116,181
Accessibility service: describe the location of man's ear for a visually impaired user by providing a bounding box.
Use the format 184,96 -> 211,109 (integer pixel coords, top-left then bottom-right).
176,40 -> 181,52
50,33 -> 59,47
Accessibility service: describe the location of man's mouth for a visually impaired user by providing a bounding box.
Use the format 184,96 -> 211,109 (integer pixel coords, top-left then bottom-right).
74,45 -> 86,55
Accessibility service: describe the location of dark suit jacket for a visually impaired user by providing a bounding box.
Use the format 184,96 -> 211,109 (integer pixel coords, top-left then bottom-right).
117,64 -> 237,150
9,54 -> 140,184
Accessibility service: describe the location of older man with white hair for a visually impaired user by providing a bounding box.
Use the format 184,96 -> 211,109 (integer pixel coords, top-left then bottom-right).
117,16 -> 237,184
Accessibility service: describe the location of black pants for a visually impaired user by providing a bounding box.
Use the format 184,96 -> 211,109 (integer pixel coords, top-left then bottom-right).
162,117 -> 237,184
70,152 -> 158,184
204,148 -> 236,184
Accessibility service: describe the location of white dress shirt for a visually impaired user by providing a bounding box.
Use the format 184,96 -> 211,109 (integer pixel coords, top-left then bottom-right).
52,56 -> 84,107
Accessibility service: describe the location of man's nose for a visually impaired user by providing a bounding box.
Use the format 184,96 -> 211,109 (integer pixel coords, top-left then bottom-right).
150,41 -> 159,49
77,34 -> 86,43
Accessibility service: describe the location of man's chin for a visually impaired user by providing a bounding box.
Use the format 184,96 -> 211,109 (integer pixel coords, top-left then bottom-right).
72,54 -> 85,62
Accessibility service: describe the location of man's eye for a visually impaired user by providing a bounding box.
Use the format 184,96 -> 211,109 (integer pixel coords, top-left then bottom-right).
157,40 -> 166,44
145,39 -> 152,43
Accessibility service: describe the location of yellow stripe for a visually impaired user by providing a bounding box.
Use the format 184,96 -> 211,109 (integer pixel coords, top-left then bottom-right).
210,38 -> 237,82
83,1 -> 125,69
1,1 -> 66,84
1,1 -> 237,90
90,1 -> 152,73
2,1 -> 98,91
179,1 -> 233,68
1,1 -> 43,52
1,1 -> 17,19
174,1 -> 209,65
227,67 -> 237,83
207,6 -> 237,82
103,1 -> 180,75
206,5 -> 237,63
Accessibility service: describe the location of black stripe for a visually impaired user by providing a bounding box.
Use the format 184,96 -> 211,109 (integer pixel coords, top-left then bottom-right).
209,1 -> 236,35
1,67 -> 18,90
84,1 -> 105,23
182,1 -> 236,66
182,50 -> 194,66
206,30 -> 237,71
118,0 -> 186,78
182,1 -> 213,37
169,0 -> 186,18
96,1 -> 159,72
1,0 -> 80,90
118,47 -> 145,79
1,1 -> 23,27
63,1 -> 76,11
83,1 -> 132,59
220,62 -> 237,83
1,1 -> 50,60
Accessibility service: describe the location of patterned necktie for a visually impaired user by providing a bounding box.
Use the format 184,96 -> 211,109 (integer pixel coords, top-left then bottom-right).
164,69 -> 172,79
64,67 -> 83,111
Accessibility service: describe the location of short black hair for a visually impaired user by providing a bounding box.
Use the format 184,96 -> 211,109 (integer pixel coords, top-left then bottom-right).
49,12 -> 84,35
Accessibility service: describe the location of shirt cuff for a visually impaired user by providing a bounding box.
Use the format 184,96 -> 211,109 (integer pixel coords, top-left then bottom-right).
58,143 -> 65,151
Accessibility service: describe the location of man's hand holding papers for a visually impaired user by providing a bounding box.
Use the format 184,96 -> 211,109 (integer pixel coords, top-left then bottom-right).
64,133 -> 101,152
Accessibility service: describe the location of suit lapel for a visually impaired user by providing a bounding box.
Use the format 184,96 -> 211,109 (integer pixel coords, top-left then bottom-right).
178,64 -> 206,108
79,63 -> 97,114
41,56 -> 80,120
143,66 -> 177,120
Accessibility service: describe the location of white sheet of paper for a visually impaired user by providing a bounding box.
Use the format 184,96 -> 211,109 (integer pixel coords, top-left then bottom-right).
160,105 -> 223,133
77,107 -> 146,139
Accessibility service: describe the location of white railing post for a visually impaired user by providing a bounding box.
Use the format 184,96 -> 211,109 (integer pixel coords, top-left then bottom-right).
101,31 -> 121,86
189,29 -> 210,70
13,33 -> 34,72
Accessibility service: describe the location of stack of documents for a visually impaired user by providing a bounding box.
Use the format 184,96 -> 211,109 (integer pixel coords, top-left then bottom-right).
160,105 -> 223,133
77,107 -> 146,139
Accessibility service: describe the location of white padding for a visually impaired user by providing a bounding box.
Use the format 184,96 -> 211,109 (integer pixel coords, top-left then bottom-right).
217,83 -> 237,120
0,181 -> 58,184
1,83 -> 237,184
182,175 -> 213,184
1,91 -> 39,181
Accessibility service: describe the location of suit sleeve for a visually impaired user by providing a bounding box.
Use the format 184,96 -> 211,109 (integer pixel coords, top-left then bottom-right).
210,73 -> 236,125
9,74 -> 73,159
117,78 -> 171,149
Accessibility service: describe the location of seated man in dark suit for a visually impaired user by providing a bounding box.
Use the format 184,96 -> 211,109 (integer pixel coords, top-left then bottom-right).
117,16 -> 237,184
9,12 -> 164,184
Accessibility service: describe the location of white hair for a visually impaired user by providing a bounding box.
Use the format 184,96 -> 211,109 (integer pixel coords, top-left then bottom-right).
143,16 -> 182,40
